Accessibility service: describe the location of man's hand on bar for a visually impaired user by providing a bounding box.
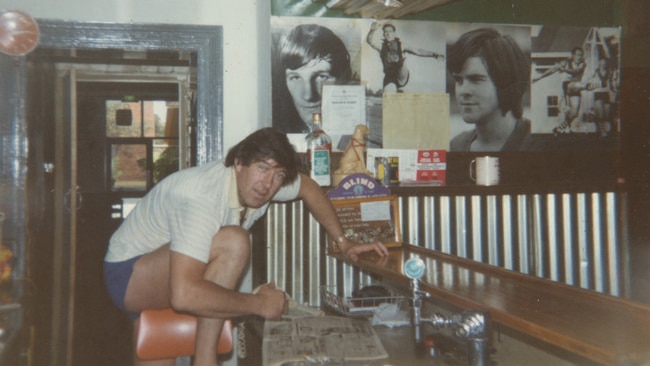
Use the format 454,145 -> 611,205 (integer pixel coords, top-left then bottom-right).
337,237 -> 388,262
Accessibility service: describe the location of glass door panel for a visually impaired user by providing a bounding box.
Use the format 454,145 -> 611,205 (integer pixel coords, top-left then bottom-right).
110,143 -> 148,191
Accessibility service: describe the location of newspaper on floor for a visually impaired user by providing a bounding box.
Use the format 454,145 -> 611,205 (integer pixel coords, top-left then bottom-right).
262,316 -> 388,366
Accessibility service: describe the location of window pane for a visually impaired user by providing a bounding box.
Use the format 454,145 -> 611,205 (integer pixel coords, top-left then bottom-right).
548,107 -> 560,117
151,100 -> 178,137
153,139 -> 179,184
106,100 -> 142,137
143,101 -> 158,138
145,101 -> 177,138
111,144 -> 147,191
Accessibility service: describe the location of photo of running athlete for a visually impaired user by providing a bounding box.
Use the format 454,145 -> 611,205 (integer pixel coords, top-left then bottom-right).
364,21 -> 445,93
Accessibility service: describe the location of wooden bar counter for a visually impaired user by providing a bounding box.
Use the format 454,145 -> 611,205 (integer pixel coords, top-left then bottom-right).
332,244 -> 650,365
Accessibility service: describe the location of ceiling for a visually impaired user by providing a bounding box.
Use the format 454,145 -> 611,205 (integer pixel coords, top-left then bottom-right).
323,0 -> 459,19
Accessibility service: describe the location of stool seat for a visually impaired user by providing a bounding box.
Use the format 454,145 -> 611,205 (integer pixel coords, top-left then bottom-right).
135,308 -> 233,360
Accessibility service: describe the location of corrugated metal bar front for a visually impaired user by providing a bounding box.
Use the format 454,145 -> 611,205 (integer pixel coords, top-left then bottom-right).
263,190 -> 625,307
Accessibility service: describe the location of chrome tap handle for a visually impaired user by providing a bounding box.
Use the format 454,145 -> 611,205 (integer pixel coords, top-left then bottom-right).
456,311 -> 490,366
428,313 -> 456,329
455,311 -> 489,339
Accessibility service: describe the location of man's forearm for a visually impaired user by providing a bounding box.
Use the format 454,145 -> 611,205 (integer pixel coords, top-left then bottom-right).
297,174 -> 389,260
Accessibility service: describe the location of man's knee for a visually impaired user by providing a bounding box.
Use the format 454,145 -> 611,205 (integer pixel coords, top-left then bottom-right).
209,226 -> 251,261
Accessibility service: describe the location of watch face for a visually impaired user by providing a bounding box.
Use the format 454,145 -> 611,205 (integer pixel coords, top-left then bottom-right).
0,10 -> 40,56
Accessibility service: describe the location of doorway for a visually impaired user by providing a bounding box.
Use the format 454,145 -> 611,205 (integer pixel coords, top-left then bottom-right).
33,51 -> 195,366
75,77 -> 191,365
23,21 -> 223,366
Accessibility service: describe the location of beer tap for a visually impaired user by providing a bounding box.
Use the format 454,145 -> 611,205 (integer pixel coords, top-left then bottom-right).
403,255 -> 490,366
403,255 -> 429,344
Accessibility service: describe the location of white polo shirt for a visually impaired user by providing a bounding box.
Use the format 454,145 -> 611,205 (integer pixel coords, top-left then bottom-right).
105,161 -> 301,263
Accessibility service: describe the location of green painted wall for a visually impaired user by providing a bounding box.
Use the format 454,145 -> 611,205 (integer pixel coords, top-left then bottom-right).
272,0 -> 622,27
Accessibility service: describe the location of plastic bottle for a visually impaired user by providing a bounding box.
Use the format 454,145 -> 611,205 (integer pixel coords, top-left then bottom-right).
305,112 -> 332,186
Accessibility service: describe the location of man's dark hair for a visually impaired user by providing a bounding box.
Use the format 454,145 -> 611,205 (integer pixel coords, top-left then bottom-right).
382,23 -> 396,32
278,24 -> 351,81
571,47 -> 584,56
224,127 -> 299,185
447,27 -> 531,118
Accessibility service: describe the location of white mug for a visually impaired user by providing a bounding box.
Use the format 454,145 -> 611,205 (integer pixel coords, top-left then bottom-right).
470,156 -> 499,186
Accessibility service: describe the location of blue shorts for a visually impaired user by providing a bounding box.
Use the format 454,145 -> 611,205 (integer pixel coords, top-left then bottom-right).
104,256 -> 142,319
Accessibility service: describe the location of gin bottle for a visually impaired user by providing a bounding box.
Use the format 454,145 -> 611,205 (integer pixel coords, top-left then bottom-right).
305,112 -> 332,186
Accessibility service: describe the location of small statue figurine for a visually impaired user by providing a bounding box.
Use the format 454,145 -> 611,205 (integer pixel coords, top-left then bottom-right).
332,124 -> 372,186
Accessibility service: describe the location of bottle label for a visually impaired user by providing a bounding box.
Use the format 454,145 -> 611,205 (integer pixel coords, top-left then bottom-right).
310,148 -> 331,185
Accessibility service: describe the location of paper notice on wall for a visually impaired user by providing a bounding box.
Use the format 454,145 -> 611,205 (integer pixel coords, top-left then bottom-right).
321,85 -> 366,150
382,93 -> 450,150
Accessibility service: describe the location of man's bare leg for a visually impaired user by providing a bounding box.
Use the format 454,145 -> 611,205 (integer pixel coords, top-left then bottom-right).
193,226 -> 251,366
396,64 -> 409,90
126,245 -> 176,366
123,227 -> 249,365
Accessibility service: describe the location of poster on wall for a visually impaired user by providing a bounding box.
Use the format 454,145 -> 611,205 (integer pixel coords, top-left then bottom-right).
445,23 -> 532,151
530,25 -> 621,138
271,17 -> 364,150
271,16 -> 621,152
362,20 -> 447,151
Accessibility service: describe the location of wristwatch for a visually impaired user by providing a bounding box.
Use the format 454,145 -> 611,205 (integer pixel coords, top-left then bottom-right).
332,235 -> 346,253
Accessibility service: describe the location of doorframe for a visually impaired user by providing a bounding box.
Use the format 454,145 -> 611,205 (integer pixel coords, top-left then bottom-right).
37,20 -> 224,164
25,20 -> 223,366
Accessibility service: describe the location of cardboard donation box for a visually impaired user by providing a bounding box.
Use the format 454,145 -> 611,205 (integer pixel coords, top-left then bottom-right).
329,195 -> 402,252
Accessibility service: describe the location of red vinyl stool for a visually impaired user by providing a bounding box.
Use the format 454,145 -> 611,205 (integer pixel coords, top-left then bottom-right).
135,308 -> 233,360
